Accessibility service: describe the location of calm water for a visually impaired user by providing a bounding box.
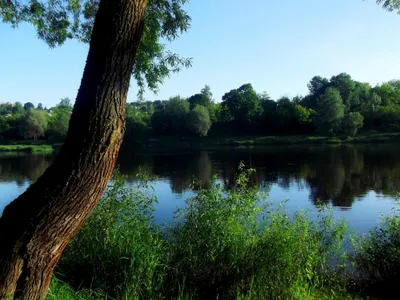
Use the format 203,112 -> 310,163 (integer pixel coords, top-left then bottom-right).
1,145 -> 399,234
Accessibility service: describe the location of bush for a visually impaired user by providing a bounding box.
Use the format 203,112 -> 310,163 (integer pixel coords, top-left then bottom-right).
351,201 -> 400,297
51,166 -> 360,299
166,164 -> 349,299
55,170 -> 165,299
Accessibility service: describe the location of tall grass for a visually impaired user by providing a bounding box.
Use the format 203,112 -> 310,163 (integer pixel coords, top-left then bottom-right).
165,165 -> 350,299
48,165 -> 399,299
54,171 -> 166,299
350,200 -> 400,298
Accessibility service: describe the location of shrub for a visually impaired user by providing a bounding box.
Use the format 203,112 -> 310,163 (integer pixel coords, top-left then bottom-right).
55,170 -> 165,299
351,201 -> 400,297
52,165 -> 355,299
166,163 -> 350,299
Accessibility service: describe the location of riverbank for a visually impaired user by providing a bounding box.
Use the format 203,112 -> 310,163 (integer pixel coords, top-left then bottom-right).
0,144 -> 54,153
125,131 -> 400,152
3,132 -> 400,154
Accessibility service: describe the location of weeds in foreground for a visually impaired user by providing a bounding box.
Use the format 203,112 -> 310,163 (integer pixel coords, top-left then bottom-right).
48,165 -> 398,299
350,198 -> 400,298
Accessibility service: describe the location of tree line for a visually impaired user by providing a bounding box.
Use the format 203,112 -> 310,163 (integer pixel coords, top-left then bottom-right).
126,72 -> 400,139
3,72 -> 398,143
0,98 -> 72,142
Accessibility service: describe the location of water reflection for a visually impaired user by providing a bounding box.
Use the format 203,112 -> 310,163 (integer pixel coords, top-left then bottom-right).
1,145 -> 399,212
118,145 -> 400,208
0,153 -> 53,186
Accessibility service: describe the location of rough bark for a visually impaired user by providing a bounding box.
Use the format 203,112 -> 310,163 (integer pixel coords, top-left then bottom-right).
0,0 -> 148,299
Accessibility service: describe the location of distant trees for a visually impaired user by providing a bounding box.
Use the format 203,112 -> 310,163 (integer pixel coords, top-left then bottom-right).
151,89 -> 215,137
165,96 -> 190,134
13,102 -> 24,115
2,72 -> 400,142
188,85 -> 213,109
47,101 -> 72,141
151,96 -> 190,136
341,112 -> 364,136
315,87 -> 345,135
0,98 -> 72,141
20,109 -> 48,140
186,105 -> 211,137
57,97 -> 73,110
0,103 -> 13,115
294,104 -> 314,124
221,84 -> 263,123
23,102 -> 35,111
188,85 -> 219,122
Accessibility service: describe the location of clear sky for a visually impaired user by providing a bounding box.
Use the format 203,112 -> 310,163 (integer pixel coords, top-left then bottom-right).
1,0 -> 400,108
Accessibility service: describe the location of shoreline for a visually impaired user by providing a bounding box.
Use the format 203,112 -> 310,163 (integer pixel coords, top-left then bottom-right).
124,132 -> 400,151
2,132 -> 400,153
0,144 -> 57,153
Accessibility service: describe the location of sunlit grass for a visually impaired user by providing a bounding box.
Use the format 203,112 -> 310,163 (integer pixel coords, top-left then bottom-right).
0,144 -> 53,152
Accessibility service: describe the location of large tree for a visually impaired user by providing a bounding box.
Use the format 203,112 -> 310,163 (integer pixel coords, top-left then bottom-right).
315,87 -> 345,135
20,109 -> 48,140
186,105 -> 212,137
221,83 -> 263,123
0,0 -> 190,299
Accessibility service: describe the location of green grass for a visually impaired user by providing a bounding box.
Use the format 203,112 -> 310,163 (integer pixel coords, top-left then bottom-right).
46,165 -> 397,299
0,144 -> 53,153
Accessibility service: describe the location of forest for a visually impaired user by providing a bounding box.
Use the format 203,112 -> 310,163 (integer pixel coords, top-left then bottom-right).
1,72 -> 400,144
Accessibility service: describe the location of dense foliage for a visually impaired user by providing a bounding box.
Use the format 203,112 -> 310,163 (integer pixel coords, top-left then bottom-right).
351,201 -> 400,298
0,0 -> 192,95
0,98 -> 71,142
49,168 -> 354,299
2,73 -> 400,143
46,167 -> 400,299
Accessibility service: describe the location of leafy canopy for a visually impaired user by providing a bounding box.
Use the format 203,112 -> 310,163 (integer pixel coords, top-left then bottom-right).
221,83 -> 263,123
315,87 -> 345,135
0,0 -> 192,94
375,0 -> 400,13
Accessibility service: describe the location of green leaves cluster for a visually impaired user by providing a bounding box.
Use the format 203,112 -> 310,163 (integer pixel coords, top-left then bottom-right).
376,0 -> 400,13
221,83 -> 263,123
0,0 -> 192,94
151,88 -> 215,137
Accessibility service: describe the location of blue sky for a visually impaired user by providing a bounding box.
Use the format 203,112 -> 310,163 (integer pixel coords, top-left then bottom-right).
1,0 -> 400,108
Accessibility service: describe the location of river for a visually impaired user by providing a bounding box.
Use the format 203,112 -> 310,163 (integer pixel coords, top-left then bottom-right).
1,144 -> 399,234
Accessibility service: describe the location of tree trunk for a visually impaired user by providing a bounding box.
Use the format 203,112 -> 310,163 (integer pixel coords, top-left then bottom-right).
0,0 -> 148,299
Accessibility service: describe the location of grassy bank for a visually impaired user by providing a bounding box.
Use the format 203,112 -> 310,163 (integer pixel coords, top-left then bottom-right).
0,144 -> 54,153
46,167 -> 400,299
125,132 -> 400,152
2,132 -> 400,154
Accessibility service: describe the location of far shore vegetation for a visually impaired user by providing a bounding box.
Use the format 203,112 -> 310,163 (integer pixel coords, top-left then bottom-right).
2,73 -> 400,152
